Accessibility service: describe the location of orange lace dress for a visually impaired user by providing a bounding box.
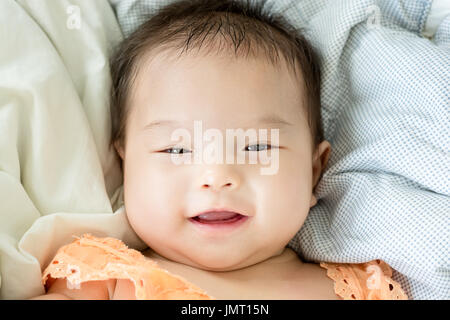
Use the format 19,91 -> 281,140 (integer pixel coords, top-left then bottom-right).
42,234 -> 408,300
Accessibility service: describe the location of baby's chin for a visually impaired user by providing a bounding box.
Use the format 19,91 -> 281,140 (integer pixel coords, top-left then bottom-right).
174,249 -> 266,272
189,259 -> 249,272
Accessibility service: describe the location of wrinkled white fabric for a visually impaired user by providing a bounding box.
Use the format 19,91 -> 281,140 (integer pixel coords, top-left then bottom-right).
0,0 -> 145,299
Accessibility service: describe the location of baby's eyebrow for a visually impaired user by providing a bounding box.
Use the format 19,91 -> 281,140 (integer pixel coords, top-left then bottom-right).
142,120 -> 182,132
251,115 -> 294,128
141,115 -> 293,132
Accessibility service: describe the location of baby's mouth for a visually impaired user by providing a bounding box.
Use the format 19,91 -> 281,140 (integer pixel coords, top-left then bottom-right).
190,211 -> 246,224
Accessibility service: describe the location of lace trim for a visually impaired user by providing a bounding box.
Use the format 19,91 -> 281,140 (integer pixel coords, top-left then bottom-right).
320,260 -> 408,300
42,234 -> 214,300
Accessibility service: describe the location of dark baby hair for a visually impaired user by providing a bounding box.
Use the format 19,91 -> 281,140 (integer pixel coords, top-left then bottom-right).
109,0 -> 324,158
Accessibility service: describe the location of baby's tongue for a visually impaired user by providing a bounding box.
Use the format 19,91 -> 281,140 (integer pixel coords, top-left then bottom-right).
197,211 -> 239,221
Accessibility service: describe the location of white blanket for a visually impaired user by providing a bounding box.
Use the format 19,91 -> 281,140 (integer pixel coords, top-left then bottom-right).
0,0 -> 145,299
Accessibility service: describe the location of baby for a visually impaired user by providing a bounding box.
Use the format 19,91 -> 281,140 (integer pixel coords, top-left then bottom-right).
31,0 -> 407,300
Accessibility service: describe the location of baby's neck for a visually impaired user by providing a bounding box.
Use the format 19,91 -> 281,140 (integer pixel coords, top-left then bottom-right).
141,246 -> 310,299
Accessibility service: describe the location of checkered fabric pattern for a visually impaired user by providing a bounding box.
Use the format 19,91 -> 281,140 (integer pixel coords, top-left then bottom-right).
108,0 -> 450,299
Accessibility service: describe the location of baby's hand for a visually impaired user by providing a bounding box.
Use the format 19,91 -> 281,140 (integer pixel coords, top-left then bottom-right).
110,279 -> 137,300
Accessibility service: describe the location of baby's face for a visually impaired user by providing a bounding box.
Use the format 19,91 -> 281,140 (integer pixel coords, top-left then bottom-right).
116,52 -> 330,271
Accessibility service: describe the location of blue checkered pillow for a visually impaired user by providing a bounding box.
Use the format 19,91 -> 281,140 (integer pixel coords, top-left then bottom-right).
109,0 -> 450,299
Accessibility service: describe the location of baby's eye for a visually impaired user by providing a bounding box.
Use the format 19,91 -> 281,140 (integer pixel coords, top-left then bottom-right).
244,144 -> 272,152
160,147 -> 191,154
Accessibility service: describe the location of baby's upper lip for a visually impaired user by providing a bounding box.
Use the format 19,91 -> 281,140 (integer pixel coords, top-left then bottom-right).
189,207 -> 249,218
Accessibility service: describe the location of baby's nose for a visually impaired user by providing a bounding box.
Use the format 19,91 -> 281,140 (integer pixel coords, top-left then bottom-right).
199,167 -> 240,192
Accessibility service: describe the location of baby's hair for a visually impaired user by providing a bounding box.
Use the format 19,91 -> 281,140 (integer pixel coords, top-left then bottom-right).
109,0 -> 324,157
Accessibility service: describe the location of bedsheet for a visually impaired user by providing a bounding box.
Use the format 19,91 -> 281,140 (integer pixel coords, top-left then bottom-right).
0,0 -> 146,299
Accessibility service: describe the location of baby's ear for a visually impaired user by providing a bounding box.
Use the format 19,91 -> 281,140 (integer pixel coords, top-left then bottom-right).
310,194 -> 318,207
310,140 -> 331,207
114,141 -> 125,160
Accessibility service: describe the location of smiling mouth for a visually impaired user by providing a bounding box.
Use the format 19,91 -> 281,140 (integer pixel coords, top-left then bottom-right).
189,211 -> 246,224
191,213 -> 245,224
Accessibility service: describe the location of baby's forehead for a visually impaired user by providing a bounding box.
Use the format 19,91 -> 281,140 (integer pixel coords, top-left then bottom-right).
175,38 -> 298,64
138,47 -> 303,93
135,45 -> 305,97
128,49 -> 308,132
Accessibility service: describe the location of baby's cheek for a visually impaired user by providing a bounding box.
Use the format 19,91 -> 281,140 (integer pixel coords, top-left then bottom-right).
125,167 -> 165,208
268,164 -> 312,220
